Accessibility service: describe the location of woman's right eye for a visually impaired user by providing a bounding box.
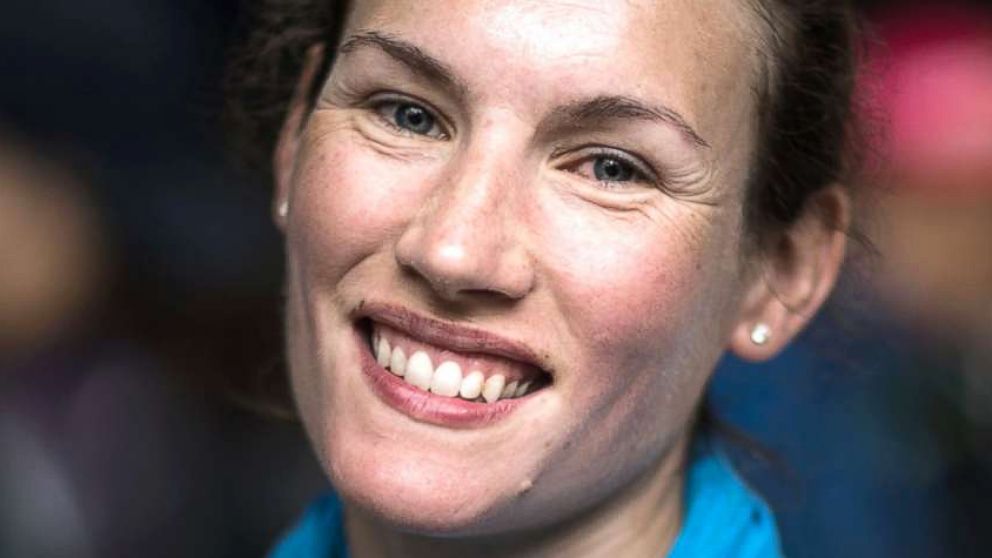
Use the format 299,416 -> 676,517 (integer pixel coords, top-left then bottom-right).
373,100 -> 446,139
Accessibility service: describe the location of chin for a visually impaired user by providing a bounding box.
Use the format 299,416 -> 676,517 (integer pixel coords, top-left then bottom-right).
289,302 -> 567,535
322,431 -> 531,536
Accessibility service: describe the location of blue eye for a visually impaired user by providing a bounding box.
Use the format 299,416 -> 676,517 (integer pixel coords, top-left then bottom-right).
392,103 -> 436,136
593,156 -> 637,183
558,147 -> 656,189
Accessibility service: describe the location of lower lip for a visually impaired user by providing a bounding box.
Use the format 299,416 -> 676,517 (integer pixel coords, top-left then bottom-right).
355,328 -> 528,428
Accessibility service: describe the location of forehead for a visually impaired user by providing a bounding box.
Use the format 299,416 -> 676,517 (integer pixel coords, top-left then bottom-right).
344,0 -> 764,149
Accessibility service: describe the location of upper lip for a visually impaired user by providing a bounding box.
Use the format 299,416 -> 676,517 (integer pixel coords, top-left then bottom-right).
353,301 -> 551,375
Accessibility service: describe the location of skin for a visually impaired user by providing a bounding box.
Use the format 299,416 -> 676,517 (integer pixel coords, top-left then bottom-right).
273,0 -> 850,556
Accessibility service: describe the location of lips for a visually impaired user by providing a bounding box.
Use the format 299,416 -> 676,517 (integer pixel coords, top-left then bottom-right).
371,322 -> 543,402
352,302 -> 552,427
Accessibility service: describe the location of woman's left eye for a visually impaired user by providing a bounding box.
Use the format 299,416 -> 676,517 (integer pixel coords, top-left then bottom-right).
593,157 -> 637,183
569,152 -> 654,188
374,100 -> 446,139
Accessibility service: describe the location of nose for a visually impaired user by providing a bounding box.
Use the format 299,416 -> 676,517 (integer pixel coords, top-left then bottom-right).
394,147 -> 535,303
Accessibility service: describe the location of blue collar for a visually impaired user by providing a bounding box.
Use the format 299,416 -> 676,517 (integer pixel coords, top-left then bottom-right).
667,437 -> 784,558
270,438 -> 783,558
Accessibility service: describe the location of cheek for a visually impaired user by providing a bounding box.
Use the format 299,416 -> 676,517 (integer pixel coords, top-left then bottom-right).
287,122 -> 437,280
290,143 -> 376,279
533,192 -> 741,432
511,197 -> 739,527
540,198 -> 731,359
283,125 -> 424,452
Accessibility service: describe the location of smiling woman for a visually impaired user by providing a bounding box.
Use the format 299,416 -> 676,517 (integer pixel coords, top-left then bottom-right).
226,1 -> 861,556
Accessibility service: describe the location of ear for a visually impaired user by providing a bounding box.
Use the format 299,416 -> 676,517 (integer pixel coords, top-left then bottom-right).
273,45 -> 326,231
730,185 -> 851,362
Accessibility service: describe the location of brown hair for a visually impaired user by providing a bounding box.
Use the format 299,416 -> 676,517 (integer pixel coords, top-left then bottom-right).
746,0 -> 865,241
225,0 -> 864,239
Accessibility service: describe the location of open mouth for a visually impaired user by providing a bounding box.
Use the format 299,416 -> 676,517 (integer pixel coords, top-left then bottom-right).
357,317 -> 553,405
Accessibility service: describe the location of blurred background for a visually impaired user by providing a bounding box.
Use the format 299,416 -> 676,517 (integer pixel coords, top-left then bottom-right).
0,0 -> 990,556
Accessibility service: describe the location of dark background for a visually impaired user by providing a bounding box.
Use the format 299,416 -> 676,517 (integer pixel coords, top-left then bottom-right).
2,1 -> 991,556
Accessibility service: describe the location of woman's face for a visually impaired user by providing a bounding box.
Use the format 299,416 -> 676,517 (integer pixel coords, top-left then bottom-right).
280,0 -> 765,535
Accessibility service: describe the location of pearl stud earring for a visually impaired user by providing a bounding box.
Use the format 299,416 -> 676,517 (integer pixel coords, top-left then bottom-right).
277,200 -> 289,219
750,323 -> 772,346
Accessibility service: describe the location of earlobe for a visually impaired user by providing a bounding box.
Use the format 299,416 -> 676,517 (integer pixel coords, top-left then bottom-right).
273,45 -> 327,231
730,279 -> 788,362
730,184 -> 851,362
749,323 -> 772,346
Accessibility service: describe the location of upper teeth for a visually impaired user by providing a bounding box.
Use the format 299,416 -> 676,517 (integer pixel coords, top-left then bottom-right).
373,332 -> 534,403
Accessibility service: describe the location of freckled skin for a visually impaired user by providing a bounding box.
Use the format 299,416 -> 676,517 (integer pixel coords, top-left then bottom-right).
279,0 -> 774,555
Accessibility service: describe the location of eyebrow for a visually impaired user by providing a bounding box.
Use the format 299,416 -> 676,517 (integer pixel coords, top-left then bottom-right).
339,31 -> 469,101
550,95 -> 710,149
338,31 -> 709,150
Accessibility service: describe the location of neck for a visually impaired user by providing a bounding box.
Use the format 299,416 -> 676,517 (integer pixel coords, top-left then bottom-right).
345,436 -> 690,558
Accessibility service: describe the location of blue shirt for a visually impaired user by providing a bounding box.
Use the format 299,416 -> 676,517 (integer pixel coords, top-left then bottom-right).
270,439 -> 784,558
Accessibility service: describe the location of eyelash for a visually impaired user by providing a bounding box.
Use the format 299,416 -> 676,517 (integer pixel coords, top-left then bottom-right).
588,149 -> 653,184
555,146 -> 660,189
367,94 -> 449,140
362,94 -> 659,189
